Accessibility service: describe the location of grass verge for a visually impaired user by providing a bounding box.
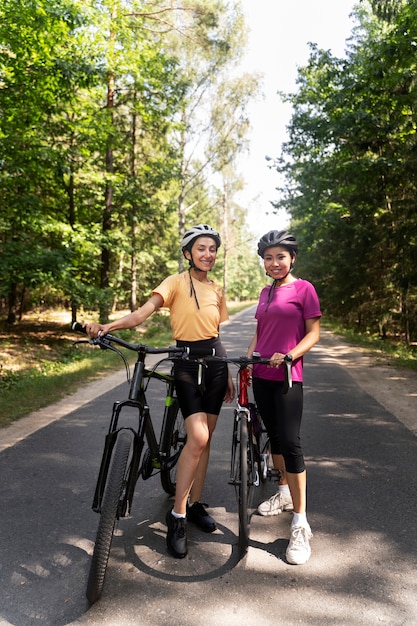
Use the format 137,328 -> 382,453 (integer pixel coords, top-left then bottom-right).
321,318 -> 417,370
0,301 -> 256,428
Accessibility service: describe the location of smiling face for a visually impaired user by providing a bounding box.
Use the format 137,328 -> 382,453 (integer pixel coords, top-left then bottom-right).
263,245 -> 295,282
185,236 -> 218,272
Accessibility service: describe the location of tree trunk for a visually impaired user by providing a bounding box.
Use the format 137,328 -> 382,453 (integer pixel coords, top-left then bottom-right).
7,283 -> 17,324
100,3 -> 117,323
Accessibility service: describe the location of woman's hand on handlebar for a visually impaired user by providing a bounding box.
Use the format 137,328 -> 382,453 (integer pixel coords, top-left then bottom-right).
269,352 -> 286,368
85,322 -> 111,338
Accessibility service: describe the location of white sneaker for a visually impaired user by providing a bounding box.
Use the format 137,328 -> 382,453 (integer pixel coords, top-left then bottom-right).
257,491 -> 294,516
286,525 -> 312,565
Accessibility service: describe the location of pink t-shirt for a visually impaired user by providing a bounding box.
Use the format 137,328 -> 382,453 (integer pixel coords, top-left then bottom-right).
252,279 -> 321,383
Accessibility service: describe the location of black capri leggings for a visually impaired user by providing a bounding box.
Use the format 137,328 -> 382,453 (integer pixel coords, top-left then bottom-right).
252,377 -> 305,474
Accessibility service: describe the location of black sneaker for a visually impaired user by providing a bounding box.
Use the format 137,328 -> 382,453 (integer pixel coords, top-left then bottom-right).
187,502 -> 217,533
166,509 -> 188,558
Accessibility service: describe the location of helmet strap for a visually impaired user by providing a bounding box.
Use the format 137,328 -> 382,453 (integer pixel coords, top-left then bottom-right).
188,270 -> 201,309
187,252 -> 206,273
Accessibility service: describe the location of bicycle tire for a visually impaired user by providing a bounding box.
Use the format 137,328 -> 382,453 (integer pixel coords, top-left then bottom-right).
238,411 -> 250,556
160,398 -> 186,495
86,429 -> 133,604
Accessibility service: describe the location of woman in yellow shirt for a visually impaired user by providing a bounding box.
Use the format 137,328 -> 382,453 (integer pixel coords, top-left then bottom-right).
86,224 -> 234,559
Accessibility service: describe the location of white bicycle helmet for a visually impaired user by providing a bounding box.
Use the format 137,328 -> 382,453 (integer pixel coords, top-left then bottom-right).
181,224 -> 221,253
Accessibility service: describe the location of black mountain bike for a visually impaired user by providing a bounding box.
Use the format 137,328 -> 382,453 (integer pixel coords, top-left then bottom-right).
72,323 -> 188,604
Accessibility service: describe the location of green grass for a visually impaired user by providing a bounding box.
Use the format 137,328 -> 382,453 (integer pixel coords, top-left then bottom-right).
0,315 -> 174,428
321,318 -> 417,371
0,302 -> 257,429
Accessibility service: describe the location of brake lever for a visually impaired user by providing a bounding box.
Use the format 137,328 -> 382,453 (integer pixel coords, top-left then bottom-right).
72,334 -> 131,383
97,340 -> 131,383
72,338 -> 94,347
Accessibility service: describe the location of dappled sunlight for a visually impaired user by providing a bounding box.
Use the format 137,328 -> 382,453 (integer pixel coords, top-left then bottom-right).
307,456 -> 371,480
64,535 -> 95,557
1,307 -> 417,625
84,520 -> 416,626
21,563 -> 51,578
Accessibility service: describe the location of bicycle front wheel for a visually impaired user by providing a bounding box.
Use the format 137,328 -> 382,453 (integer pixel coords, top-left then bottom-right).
86,429 -> 133,604
234,411 -> 252,556
160,398 -> 186,495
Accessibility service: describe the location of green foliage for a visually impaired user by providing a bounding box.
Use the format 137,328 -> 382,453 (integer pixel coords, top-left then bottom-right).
273,0 -> 417,344
0,0 -> 260,324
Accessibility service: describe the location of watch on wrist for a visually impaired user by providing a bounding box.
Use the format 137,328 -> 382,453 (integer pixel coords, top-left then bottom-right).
284,353 -> 293,363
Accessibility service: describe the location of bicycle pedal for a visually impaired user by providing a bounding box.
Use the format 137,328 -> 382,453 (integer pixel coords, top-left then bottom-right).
268,469 -> 282,481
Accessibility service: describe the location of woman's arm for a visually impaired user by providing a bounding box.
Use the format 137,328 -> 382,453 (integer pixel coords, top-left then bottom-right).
246,331 -> 258,357
86,294 -> 164,337
270,317 -> 320,366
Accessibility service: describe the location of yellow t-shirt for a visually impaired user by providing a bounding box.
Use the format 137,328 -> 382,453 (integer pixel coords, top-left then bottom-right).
152,272 -> 228,341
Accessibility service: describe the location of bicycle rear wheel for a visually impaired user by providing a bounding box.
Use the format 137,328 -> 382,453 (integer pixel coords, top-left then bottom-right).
160,398 -> 186,495
86,429 -> 133,604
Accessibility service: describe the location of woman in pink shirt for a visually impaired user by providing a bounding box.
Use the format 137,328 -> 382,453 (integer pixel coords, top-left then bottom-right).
247,230 -> 321,565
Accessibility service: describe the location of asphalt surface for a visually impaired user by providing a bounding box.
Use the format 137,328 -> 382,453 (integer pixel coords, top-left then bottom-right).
1,306 -> 416,626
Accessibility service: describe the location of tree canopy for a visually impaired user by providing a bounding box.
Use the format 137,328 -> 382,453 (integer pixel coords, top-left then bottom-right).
5,0 -> 417,343
273,0 -> 417,344
0,0 -> 264,323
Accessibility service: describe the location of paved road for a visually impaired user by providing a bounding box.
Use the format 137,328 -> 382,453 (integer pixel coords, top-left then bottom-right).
1,307 -> 416,626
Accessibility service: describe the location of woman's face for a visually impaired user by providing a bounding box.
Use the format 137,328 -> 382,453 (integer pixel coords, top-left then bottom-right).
186,236 -> 218,271
263,245 -> 294,280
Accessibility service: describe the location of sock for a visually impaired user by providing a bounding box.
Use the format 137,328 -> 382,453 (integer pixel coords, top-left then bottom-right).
292,512 -> 308,528
278,484 -> 291,497
171,509 -> 186,519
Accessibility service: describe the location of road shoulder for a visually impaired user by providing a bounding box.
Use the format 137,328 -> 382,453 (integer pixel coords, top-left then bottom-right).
317,329 -> 417,436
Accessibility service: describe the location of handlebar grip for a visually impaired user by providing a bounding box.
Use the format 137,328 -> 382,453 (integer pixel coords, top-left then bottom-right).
284,360 -> 293,388
283,358 -> 293,394
72,322 -> 87,334
183,346 -> 216,357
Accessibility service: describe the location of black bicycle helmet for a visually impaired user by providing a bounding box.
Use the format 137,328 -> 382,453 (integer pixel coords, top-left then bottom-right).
181,224 -> 221,253
257,230 -> 298,258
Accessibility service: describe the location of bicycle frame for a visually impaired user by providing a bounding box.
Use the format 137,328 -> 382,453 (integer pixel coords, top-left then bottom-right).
237,366 -> 250,407
229,366 -> 256,485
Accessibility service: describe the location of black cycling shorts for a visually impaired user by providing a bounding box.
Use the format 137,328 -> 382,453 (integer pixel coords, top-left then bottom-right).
174,337 -> 228,419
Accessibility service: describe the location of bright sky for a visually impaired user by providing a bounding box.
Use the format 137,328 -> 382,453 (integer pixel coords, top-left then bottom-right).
237,0 -> 358,239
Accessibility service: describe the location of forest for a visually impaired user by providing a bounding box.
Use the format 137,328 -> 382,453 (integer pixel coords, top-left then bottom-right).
275,0 -> 417,345
1,0 -> 417,346
0,0 -> 264,326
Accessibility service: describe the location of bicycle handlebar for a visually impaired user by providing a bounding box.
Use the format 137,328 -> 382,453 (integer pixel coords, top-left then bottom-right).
71,322 -> 185,356
199,352 -> 293,391
71,323 -> 292,389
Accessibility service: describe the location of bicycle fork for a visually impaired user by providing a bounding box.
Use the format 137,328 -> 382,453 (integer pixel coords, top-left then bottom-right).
92,399 -> 144,515
229,406 -> 260,487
